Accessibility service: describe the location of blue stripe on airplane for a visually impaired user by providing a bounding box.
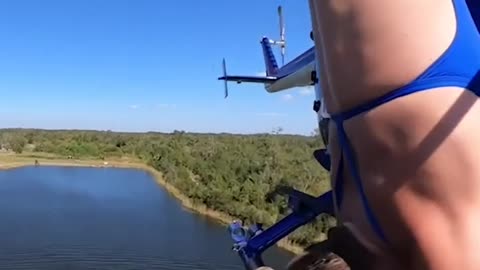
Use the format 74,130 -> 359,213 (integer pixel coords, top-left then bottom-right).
275,47 -> 315,78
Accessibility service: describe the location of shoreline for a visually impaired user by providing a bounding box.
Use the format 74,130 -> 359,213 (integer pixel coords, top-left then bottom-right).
0,153 -> 305,255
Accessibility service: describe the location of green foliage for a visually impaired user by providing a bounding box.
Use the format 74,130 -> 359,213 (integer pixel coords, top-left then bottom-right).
10,138 -> 26,154
0,128 -> 332,247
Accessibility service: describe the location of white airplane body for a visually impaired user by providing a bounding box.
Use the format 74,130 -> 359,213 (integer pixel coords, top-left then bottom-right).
219,42 -> 316,96
218,6 -> 318,97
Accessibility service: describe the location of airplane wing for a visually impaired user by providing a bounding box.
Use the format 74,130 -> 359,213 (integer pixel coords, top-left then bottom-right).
218,58 -> 278,98
218,75 -> 277,84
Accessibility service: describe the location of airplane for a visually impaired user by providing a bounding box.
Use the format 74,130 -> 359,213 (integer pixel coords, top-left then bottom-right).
218,6 -> 318,98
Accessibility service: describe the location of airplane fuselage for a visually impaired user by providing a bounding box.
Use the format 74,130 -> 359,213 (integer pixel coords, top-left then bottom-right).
264,47 -> 316,92
265,60 -> 315,92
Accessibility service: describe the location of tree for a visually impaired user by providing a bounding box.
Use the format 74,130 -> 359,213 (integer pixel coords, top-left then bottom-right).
10,137 -> 26,154
0,128 -> 330,247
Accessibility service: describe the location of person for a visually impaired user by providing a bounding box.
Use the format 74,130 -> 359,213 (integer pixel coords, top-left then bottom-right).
306,0 -> 480,269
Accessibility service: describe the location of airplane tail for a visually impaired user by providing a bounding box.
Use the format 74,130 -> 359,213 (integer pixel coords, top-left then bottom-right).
218,5 -> 286,98
260,37 -> 279,77
260,6 -> 286,77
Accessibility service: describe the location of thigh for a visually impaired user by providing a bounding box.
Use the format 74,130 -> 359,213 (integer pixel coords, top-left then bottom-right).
353,88 -> 480,268
329,86 -> 480,268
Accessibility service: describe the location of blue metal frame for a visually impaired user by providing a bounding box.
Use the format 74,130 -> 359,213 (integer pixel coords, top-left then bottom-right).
228,188 -> 334,270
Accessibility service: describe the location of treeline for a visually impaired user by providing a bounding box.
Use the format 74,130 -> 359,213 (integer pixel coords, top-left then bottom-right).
0,128 -> 334,247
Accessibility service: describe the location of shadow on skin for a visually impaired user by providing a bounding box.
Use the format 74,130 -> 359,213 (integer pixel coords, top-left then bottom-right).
362,72 -> 480,268
379,73 -> 480,208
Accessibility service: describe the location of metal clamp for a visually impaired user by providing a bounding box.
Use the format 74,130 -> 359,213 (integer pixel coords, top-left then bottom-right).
228,187 -> 334,270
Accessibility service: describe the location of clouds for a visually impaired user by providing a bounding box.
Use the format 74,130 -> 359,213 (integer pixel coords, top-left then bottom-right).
281,93 -> 293,101
128,104 -> 140,110
298,87 -> 314,96
279,87 -> 315,102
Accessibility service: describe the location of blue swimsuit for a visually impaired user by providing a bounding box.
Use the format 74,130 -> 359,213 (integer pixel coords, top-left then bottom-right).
331,0 -> 480,244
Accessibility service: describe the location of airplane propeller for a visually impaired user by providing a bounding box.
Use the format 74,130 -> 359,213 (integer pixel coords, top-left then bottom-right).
278,5 -> 286,66
222,58 -> 228,98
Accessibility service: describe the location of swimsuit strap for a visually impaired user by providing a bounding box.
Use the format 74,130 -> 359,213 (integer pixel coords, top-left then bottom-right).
332,119 -> 389,243
326,0 -> 480,244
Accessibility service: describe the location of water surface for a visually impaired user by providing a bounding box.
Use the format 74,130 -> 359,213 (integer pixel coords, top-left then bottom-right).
0,166 -> 293,270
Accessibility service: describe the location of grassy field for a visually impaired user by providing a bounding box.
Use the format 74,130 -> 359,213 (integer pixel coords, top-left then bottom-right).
0,151 -> 305,255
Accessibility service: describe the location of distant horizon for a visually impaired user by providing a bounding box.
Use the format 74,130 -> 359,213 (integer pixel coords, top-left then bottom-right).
0,126 -> 317,137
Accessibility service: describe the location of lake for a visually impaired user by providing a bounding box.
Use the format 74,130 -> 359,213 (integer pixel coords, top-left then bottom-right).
0,166 -> 293,270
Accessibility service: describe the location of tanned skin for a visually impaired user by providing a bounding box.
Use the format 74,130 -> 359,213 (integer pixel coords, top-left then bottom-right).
306,0 -> 480,269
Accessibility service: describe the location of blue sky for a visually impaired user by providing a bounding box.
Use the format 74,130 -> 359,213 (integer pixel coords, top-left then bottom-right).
0,0 -> 316,135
